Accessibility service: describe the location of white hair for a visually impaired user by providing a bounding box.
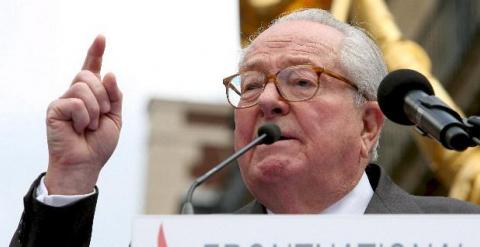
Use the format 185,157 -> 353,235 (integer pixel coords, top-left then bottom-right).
241,8 -> 387,161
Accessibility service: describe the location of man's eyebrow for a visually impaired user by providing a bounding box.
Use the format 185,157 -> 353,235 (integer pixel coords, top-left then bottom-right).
240,56 -> 316,72
280,56 -> 316,67
239,56 -> 268,72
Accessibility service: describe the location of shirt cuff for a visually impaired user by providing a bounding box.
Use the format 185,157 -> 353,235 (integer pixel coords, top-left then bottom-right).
35,176 -> 96,207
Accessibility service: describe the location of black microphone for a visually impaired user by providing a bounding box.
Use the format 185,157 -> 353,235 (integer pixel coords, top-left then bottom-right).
377,69 -> 473,151
181,123 -> 281,214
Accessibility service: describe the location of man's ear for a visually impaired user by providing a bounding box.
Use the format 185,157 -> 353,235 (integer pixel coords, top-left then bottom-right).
360,101 -> 384,159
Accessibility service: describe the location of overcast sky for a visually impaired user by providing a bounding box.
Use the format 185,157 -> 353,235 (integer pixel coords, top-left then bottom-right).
0,0 -> 240,245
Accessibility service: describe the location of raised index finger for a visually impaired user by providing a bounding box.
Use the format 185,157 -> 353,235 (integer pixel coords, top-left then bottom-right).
82,34 -> 106,78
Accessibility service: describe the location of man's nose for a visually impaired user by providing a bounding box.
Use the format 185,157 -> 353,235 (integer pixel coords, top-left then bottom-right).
257,83 -> 290,119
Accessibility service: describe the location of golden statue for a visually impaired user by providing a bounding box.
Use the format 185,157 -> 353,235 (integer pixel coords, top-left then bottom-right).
334,0 -> 480,204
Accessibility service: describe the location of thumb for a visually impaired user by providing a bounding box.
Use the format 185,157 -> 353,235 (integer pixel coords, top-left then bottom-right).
103,72 -> 122,128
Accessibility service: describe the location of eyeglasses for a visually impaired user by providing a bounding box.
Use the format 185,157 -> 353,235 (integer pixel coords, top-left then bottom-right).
222,64 -> 359,109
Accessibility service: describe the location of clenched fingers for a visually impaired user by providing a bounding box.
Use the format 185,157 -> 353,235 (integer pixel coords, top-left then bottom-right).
47,98 -> 90,134
72,70 -> 111,113
61,82 -> 101,130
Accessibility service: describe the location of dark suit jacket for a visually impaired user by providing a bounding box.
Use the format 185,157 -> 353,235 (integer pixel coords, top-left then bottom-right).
10,164 -> 480,246
236,164 -> 480,214
10,173 -> 98,247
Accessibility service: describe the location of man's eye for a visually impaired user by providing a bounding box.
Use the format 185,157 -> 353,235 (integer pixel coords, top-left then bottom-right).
242,82 -> 263,92
292,79 -> 316,88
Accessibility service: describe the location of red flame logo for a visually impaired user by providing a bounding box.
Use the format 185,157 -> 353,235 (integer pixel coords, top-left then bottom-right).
157,224 -> 168,247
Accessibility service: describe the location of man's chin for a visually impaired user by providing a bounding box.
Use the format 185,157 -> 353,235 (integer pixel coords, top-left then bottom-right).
250,157 -> 292,183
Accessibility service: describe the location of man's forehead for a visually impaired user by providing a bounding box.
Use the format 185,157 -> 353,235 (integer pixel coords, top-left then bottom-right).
254,20 -> 343,48
241,20 -> 344,70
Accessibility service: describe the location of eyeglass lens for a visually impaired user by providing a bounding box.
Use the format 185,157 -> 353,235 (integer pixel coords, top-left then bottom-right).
227,66 -> 320,108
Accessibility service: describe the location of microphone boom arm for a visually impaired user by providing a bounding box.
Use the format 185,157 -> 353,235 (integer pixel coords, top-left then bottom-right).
181,123 -> 281,214
181,133 -> 268,214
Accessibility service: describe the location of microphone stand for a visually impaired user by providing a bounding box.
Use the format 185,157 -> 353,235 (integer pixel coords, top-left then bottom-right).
181,134 -> 267,214
181,123 -> 281,214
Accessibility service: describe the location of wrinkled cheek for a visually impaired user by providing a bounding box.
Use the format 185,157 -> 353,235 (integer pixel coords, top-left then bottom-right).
236,151 -> 255,186
233,129 -> 250,156
233,108 -> 260,181
233,125 -> 254,174
236,152 -> 249,171
233,111 -> 256,149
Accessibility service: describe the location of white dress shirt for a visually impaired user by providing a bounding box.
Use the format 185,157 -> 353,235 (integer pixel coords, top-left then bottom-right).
36,177 -> 95,207
267,172 -> 373,214
37,172 -> 373,212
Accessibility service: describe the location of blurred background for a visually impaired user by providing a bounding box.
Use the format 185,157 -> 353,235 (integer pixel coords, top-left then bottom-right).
2,0 -> 480,246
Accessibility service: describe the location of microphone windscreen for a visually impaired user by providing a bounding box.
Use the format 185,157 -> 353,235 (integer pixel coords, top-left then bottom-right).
377,69 -> 434,125
257,123 -> 281,144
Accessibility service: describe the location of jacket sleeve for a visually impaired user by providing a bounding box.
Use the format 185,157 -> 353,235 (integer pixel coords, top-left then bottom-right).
10,173 -> 98,247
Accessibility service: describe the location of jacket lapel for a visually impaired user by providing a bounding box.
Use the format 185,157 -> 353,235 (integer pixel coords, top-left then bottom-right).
365,164 -> 422,213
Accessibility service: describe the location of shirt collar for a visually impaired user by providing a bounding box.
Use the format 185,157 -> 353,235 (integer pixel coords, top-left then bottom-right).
267,171 -> 373,214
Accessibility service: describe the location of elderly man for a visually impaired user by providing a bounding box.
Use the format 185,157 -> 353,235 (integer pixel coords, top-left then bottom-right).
11,8 -> 480,247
